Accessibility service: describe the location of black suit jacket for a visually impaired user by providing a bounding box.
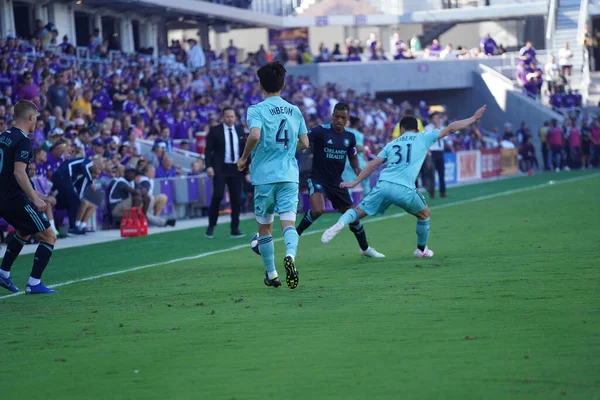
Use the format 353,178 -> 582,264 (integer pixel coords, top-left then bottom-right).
205,124 -> 247,175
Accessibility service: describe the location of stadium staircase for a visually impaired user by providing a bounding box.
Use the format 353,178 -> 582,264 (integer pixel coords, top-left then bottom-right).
549,0 -> 586,94
420,23 -> 457,47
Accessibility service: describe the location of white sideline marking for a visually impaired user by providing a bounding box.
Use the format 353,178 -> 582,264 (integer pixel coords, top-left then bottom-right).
1,173 -> 598,300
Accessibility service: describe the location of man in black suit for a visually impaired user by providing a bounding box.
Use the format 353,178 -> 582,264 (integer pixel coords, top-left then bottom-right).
204,106 -> 246,238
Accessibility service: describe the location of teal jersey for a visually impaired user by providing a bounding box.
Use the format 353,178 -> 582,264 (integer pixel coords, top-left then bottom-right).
247,96 -> 308,185
345,127 -> 366,165
377,130 -> 440,188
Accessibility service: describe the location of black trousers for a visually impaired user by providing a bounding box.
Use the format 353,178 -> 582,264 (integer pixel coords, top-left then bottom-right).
208,164 -> 242,232
53,173 -> 80,229
541,142 -> 550,170
432,151 -> 446,195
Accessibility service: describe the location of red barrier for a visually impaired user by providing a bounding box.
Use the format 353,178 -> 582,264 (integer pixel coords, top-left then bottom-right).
481,148 -> 502,179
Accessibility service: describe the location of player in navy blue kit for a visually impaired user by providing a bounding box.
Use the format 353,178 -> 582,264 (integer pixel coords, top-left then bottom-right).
0,100 -> 58,294
296,103 -> 384,258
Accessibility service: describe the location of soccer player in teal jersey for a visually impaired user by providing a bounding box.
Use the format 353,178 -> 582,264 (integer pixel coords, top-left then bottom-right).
237,62 -> 309,289
321,105 -> 487,257
342,116 -> 370,194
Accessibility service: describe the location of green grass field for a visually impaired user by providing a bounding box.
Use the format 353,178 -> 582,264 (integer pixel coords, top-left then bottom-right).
1,171 -> 599,400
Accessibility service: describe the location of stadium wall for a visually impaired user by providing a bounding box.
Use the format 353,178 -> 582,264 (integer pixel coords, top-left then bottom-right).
286,58 -> 505,95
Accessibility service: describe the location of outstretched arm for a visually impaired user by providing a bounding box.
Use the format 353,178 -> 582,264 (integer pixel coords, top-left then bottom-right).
341,157 -> 385,189
439,105 -> 487,139
237,128 -> 260,171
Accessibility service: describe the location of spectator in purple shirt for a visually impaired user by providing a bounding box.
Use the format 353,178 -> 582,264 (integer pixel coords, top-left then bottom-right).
92,80 -> 113,123
45,139 -> 68,178
226,40 -> 238,65
480,34 -> 498,56
429,39 -> 442,57
18,72 -> 39,101
550,92 -> 563,109
172,109 -> 191,140
515,63 -> 528,86
519,41 -> 536,64
122,89 -> 138,116
563,90 -> 577,108
156,155 -> 177,178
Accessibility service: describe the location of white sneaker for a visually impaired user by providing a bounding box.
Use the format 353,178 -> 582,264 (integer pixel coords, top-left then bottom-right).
414,246 -> 434,258
321,222 -> 345,244
555,168 -> 560,172
564,166 -> 571,172
361,246 -> 386,258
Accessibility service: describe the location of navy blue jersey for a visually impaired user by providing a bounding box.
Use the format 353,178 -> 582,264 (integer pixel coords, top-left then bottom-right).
55,157 -> 92,183
308,124 -> 357,184
55,157 -> 94,197
0,127 -> 33,203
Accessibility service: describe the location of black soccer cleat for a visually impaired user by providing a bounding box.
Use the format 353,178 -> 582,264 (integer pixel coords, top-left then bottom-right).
284,256 -> 299,290
264,272 -> 282,288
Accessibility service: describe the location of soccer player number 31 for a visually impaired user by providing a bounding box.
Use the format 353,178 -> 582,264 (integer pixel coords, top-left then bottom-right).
391,144 -> 412,165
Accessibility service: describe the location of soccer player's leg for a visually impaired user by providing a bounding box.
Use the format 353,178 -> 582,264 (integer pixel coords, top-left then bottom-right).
0,202 -> 57,294
254,184 -> 280,288
400,188 -> 433,258
296,179 -> 326,236
321,184 -> 386,244
275,183 -> 300,289
329,185 -> 384,258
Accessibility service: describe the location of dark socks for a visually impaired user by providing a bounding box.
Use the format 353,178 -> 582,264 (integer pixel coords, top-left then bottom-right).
349,221 -> 369,251
296,210 -> 317,236
30,242 -> 54,279
0,234 -> 27,273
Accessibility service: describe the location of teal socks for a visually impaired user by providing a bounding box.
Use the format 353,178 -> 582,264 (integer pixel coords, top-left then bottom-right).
416,218 -> 430,248
258,235 -> 276,274
283,226 -> 299,258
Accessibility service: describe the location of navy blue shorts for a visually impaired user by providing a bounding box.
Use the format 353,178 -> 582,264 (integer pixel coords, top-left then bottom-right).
0,199 -> 51,236
307,177 -> 354,210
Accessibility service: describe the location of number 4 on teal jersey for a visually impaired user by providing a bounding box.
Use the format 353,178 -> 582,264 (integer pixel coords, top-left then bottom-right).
275,119 -> 289,149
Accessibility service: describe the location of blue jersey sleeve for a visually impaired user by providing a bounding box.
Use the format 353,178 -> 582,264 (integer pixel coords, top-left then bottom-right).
423,130 -> 441,147
347,133 -> 357,157
14,138 -> 32,164
376,143 -> 391,161
246,105 -> 262,130
308,126 -> 322,142
298,114 -> 308,136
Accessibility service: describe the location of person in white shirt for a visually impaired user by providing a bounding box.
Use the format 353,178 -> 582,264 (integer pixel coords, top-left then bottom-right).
423,112 -> 451,198
558,42 -> 574,77
440,44 -> 457,59
544,55 -> 560,93
186,39 -> 206,70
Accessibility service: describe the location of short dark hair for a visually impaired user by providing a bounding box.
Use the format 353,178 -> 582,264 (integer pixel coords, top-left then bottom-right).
399,116 -> 418,132
403,108 -> 415,117
221,106 -> 235,115
256,62 -> 286,94
349,116 -> 360,127
333,102 -> 350,114
14,100 -> 38,120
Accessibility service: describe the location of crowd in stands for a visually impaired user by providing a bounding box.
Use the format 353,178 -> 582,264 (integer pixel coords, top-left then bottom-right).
514,40 -> 583,111
298,32 -> 506,64
0,23 -> 575,237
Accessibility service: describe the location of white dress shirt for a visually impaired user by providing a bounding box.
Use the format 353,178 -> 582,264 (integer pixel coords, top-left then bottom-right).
425,123 -> 449,151
223,123 -> 239,164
